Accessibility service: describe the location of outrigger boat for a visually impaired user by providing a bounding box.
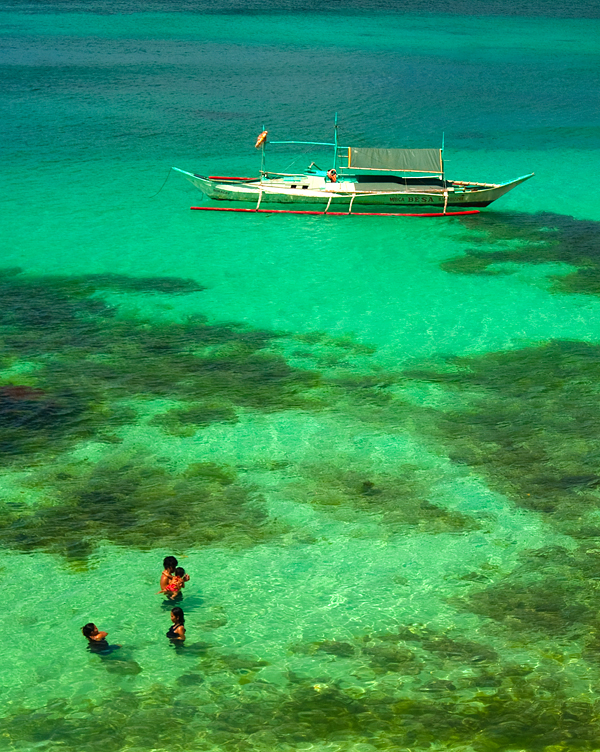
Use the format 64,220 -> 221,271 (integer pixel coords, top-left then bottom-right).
174,120 -> 533,217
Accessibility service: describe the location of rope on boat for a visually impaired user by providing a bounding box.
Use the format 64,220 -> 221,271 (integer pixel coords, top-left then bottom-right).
280,146 -> 314,174
149,167 -> 173,198
257,186 -> 457,198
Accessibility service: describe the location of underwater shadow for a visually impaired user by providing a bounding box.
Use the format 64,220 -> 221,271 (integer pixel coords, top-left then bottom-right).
444,210 -> 600,296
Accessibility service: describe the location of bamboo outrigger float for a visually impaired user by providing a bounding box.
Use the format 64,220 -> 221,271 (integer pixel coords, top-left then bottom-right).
175,117 -> 533,217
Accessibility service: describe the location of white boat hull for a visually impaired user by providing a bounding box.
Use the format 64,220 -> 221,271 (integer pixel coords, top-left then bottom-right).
173,169 -> 534,210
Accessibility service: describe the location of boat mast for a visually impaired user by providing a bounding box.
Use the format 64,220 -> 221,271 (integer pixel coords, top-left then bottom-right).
261,123 -> 266,175
333,112 -> 338,171
441,131 -> 445,185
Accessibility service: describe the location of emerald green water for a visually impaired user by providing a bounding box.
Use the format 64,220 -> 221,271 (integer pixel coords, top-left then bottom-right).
2,2 -> 600,750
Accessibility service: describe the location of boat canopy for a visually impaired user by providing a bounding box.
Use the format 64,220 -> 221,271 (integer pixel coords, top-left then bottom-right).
347,147 -> 443,174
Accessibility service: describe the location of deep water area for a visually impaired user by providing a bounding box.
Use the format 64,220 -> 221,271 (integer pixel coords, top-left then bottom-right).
2,1 -> 600,751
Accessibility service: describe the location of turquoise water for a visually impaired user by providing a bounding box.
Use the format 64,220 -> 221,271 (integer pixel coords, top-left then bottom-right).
2,2 -> 600,750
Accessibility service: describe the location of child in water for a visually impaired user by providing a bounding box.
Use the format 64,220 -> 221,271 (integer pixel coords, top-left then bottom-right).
158,565 -> 188,599
164,567 -> 187,599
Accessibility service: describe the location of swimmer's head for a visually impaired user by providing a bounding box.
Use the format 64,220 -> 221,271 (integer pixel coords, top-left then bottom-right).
82,623 -> 97,638
163,556 -> 178,572
171,607 -> 184,625
175,567 -> 185,577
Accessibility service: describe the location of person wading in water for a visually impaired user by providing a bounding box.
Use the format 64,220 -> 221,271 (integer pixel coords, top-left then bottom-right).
166,607 -> 186,642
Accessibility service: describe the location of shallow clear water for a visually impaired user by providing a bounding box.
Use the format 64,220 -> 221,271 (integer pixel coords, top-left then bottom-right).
2,2 -> 600,751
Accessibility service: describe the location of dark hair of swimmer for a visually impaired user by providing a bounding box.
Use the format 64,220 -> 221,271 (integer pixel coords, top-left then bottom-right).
163,556 -> 178,571
175,567 -> 185,577
171,607 -> 184,625
82,623 -> 96,638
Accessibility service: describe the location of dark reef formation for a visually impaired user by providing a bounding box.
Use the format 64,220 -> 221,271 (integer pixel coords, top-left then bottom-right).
289,461 -> 481,535
403,340 -> 600,526
0,457 -> 287,559
5,263 -> 600,751
444,211 -> 600,296
0,267 -> 320,559
4,625 -> 600,752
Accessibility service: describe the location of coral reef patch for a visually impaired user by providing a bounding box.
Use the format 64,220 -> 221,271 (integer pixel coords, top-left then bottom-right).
0,267 -> 320,465
455,544 -> 600,644
402,340 -> 600,680
150,401 -> 239,436
0,456 -> 284,559
404,340 -> 600,527
288,462 -> 481,534
0,268 -> 326,558
443,211 -> 600,296
4,624 -> 600,752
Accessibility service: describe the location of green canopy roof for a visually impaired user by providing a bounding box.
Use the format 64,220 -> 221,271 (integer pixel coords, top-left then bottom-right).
347,147 -> 443,174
